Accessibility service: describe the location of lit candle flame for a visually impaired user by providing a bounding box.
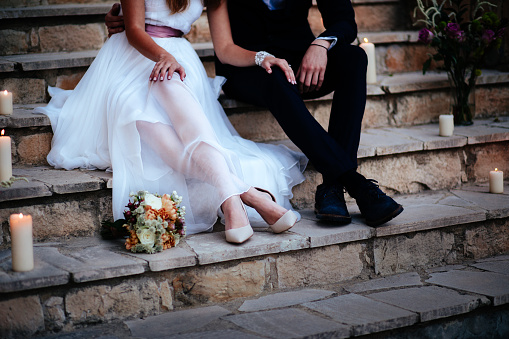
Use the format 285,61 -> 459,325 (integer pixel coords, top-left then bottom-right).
364,38 -> 369,43
2,90 -> 7,96
1,129 -> 4,136
18,213 -> 24,218
495,168 -> 498,172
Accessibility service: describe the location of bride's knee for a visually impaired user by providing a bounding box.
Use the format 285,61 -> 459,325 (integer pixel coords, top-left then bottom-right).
151,77 -> 188,98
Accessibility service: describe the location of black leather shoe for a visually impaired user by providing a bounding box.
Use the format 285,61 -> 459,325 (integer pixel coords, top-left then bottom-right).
314,184 -> 351,224
353,179 -> 403,227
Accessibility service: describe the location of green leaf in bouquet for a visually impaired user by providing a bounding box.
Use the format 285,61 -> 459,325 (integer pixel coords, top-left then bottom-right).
101,219 -> 129,240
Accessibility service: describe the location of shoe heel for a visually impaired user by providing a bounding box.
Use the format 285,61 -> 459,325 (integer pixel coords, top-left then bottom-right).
254,187 -> 276,202
224,202 -> 253,244
270,210 -> 297,233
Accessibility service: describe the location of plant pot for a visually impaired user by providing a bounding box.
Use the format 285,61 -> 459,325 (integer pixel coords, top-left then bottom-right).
448,72 -> 476,126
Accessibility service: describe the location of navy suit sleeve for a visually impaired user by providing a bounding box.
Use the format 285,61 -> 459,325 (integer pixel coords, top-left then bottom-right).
316,0 -> 357,45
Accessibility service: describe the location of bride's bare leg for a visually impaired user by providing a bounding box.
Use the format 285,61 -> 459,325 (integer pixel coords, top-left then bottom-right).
221,195 -> 249,230
240,187 -> 288,225
148,79 -> 249,230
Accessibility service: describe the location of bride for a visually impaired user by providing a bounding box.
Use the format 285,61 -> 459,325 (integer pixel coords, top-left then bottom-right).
35,0 -> 307,244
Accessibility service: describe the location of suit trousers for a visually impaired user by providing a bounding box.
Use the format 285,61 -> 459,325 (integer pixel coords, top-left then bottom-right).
221,44 -> 368,184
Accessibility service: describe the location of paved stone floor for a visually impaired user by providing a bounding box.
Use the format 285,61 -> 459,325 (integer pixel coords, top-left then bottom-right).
36,255 -> 509,339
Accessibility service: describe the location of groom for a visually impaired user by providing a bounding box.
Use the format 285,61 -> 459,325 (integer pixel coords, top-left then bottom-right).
105,0 -> 403,227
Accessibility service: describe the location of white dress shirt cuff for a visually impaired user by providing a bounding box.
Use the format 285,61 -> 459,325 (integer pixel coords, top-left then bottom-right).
316,36 -> 337,50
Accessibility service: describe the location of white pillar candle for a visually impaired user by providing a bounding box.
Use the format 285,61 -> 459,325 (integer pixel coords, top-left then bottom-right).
0,90 -> 13,116
0,129 -> 12,182
439,114 -> 454,137
489,168 -> 504,194
9,213 -> 34,272
360,38 -> 377,84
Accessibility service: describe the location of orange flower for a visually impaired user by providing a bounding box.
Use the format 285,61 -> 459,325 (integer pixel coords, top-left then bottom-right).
159,197 -> 175,220
159,232 -> 176,249
166,234 -> 176,248
160,210 -> 177,222
145,208 -> 159,220
161,197 -> 175,217
164,234 -> 175,248
161,194 -> 173,207
125,231 -> 139,250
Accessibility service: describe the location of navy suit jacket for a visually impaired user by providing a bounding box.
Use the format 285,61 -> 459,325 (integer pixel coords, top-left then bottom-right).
216,0 -> 357,75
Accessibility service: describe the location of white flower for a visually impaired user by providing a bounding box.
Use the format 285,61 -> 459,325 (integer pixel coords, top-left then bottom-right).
145,193 -> 162,210
137,228 -> 156,247
135,206 -> 144,214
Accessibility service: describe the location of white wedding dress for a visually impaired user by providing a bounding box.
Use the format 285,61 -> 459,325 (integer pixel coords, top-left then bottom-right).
35,0 -> 307,234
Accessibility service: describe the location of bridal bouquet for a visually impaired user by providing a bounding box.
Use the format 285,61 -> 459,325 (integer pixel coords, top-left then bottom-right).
123,190 -> 186,254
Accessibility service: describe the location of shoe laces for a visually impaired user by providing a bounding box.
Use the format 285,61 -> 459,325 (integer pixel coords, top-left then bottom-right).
331,184 -> 346,197
318,184 -> 345,200
365,179 -> 386,199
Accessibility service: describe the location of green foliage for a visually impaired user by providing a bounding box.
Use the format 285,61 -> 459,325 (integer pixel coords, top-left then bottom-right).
100,219 -> 129,240
0,176 -> 29,188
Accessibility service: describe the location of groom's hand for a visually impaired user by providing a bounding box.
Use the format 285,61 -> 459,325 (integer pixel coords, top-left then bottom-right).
297,40 -> 330,93
105,3 -> 125,37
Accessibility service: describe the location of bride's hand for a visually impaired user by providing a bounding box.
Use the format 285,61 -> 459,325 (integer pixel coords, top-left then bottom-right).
150,53 -> 186,82
261,56 -> 296,85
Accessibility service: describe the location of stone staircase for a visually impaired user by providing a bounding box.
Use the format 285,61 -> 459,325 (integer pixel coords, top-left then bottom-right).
0,1 -> 508,338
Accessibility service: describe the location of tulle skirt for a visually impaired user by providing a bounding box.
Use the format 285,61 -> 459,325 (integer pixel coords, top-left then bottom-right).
36,32 -> 307,234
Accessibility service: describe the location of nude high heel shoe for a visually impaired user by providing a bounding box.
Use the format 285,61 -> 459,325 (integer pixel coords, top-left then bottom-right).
225,203 -> 253,244
254,187 -> 297,234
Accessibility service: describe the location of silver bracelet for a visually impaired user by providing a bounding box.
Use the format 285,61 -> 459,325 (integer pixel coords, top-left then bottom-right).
255,51 -> 274,67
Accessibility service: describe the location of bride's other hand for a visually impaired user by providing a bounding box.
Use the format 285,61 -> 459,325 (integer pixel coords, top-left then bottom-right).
150,53 -> 186,82
262,57 -> 296,85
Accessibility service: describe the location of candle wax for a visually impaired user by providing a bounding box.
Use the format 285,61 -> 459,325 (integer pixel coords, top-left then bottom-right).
9,214 -> 34,272
360,40 -> 377,84
0,131 -> 12,181
489,169 -> 504,194
0,91 -> 13,116
439,115 -> 454,137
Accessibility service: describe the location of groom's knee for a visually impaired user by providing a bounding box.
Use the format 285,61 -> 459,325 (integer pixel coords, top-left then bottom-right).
329,44 -> 368,73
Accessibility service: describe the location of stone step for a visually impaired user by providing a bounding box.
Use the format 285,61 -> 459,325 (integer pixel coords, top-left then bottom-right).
1,117 -> 508,243
0,184 -> 508,337
0,4 -> 111,57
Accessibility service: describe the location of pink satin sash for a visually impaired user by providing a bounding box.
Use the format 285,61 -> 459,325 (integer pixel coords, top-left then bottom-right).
145,24 -> 183,38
